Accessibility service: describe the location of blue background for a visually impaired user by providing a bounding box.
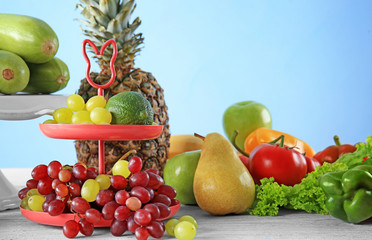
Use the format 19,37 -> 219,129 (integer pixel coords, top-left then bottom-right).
1,0 -> 371,168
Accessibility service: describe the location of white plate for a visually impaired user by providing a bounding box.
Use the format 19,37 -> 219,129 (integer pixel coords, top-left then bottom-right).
0,94 -> 67,120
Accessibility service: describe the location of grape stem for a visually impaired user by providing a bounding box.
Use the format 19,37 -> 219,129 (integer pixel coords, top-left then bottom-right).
119,150 -> 137,161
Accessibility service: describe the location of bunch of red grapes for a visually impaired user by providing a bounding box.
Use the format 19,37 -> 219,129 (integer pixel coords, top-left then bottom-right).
18,156 -> 179,239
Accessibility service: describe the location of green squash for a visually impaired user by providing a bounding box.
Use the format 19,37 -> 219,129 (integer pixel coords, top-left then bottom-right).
0,14 -> 58,64
23,58 -> 69,94
0,50 -> 30,94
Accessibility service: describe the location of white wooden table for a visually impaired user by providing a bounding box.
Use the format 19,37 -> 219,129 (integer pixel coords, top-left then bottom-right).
0,168 -> 371,240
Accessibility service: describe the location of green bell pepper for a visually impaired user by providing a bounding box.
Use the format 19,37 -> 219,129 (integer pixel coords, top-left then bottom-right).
320,164 -> 372,223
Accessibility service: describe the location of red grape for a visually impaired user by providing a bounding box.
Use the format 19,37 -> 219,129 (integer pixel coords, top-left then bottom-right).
134,209 -> 152,226
102,201 -> 120,220
52,179 -> 62,189
48,199 -> 65,216
129,171 -> 149,188
69,176 -> 83,186
48,160 -> 62,179
142,204 -> 160,220
55,183 -> 69,198
110,219 -> 128,236
151,194 -> 171,206
86,168 -> 98,179
42,200 -> 50,212
145,168 -> 159,175
114,206 -> 132,221
146,221 -> 164,239
128,156 -> 143,173
18,187 -> 29,199
171,199 -> 180,206
110,175 -> 127,190
26,179 -> 38,189
157,184 -> 177,199
85,208 -> 102,224
115,190 -> 130,205
68,182 -> 81,197
146,172 -> 164,189
74,162 -> 86,167
88,167 -> 98,175
71,197 -> 90,214
154,203 -> 170,219
59,169 -> 72,183
72,165 -> 87,180
127,215 -> 140,233
78,218 -> 94,236
63,220 -> 80,238
146,187 -> 155,201
96,189 -> 114,206
45,192 -> 56,202
125,197 -> 142,211
37,177 -> 53,195
31,164 -> 48,180
130,186 -> 151,204
135,226 -> 150,240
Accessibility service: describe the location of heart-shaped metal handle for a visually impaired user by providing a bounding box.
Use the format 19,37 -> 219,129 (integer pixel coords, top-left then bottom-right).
82,39 -> 117,96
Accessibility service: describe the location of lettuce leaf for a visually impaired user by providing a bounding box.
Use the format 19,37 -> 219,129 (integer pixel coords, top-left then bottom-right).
249,162 -> 347,216
337,136 -> 372,168
248,177 -> 290,216
285,162 -> 347,214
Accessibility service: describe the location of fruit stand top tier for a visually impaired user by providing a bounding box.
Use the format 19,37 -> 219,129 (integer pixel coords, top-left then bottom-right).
39,39 -> 163,174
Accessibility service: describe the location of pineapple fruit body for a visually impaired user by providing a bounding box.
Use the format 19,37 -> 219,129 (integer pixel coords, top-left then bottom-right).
75,0 -> 170,174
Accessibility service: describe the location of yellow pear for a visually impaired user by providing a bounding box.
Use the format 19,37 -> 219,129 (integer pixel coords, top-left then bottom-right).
193,132 -> 255,215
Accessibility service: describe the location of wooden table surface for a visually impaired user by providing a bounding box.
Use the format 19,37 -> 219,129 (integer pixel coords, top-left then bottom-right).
0,169 -> 371,240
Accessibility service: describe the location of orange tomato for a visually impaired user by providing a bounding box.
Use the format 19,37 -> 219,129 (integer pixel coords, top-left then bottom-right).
244,127 -> 315,157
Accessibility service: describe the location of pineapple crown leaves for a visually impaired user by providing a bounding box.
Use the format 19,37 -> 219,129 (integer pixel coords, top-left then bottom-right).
76,0 -> 144,70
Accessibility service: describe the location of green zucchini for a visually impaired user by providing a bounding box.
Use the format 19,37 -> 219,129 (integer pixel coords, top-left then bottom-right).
0,50 -> 30,94
23,58 -> 69,94
0,14 -> 58,64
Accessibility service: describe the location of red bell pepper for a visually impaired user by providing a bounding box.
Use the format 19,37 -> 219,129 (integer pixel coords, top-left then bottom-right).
313,135 -> 356,164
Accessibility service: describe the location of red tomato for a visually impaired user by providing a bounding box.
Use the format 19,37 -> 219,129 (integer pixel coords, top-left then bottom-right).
239,155 -> 250,169
305,156 -> 320,173
248,143 -> 307,186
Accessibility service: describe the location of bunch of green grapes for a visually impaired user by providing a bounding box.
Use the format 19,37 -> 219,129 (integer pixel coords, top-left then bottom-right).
166,215 -> 198,240
44,94 -> 112,125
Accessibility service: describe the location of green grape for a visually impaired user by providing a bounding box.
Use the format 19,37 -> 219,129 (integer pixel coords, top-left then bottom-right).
53,107 -> 73,123
86,95 -> 106,112
97,122 -> 110,125
81,121 -> 94,124
71,110 -> 91,124
81,179 -> 100,202
26,188 -> 41,197
174,221 -> 197,240
20,196 -> 30,210
28,195 -> 45,212
43,119 -> 57,124
112,160 -> 131,178
95,174 -> 111,190
179,215 -> 198,228
165,219 -> 180,237
90,107 -> 112,124
67,94 -> 85,111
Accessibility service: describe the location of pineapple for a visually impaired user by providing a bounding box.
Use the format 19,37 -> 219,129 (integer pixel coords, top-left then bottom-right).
75,0 -> 170,174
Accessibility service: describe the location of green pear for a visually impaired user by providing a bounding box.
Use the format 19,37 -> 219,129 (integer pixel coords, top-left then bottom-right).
193,132 -> 255,215
163,150 -> 200,205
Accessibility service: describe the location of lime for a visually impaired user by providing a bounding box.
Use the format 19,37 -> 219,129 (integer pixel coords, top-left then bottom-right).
105,91 -> 153,125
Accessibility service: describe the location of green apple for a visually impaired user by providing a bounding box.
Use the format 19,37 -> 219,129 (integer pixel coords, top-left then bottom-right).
223,101 -> 272,150
163,150 -> 201,205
